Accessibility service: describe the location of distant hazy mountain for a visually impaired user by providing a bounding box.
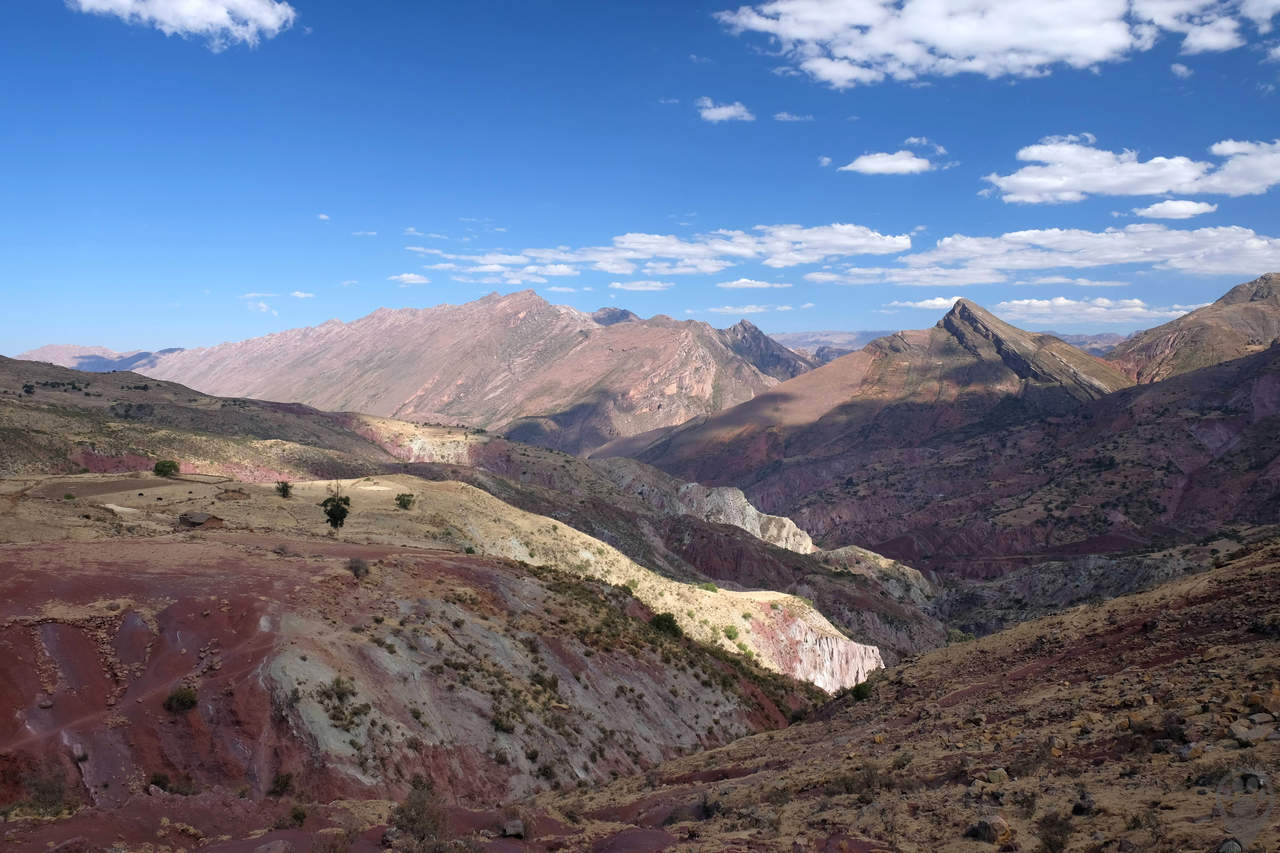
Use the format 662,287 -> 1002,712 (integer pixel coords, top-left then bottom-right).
17,344 -> 185,372
114,290 -> 813,454
1108,272 -> 1280,382
1044,332 -> 1128,356
768,330 -> 896,363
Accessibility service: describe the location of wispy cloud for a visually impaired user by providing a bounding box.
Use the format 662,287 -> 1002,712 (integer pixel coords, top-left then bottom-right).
994,296 -> 1206,325
388,273 -> 430,285
290,291 -> 315,299
774,111 -> 814,121
609,281 -> 674,291
316,213 -> 330,221
717,278 -> 792,289
351,230 -> 377,236
887,296 -> 964,310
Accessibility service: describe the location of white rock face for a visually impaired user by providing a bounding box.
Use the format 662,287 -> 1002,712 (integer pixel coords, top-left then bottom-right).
761,611 -> 884,694
592,457 -> 815,553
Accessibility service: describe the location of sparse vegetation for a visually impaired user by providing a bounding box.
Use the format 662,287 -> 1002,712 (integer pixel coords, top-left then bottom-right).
347,557 -> 370,579
275,480 -> 292,498
267,771 -> 293,797
696,581 -> 718,592
395,492 -> 415,510
722,624 -> 739,641
153,459 -> 179,477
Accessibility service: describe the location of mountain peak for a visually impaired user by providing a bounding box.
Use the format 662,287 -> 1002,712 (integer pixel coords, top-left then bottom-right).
1217,272 -> 1280,306
592,307 -> 640,326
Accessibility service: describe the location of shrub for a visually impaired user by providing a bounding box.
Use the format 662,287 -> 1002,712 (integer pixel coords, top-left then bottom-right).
149,772 -> 171,791
163,685 -> 198,713
290,805 -> 307,827
267,772 -> 293,797
947,627 -> 976,644
275,481 -> 292,498
464,546 -> 476,554
1034,812 -> 1074,853
696,581 -> 718,592
153,460 -> 179,477
320,494 -> 350,529
391,775 -> 445,844
347,557 -> 369,579
650,612 -> 683,638
394,493 -> 415,510
722,625 -> 739,641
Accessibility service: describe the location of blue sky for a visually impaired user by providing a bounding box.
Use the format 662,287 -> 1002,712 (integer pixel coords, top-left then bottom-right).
4,0 -> 1280,354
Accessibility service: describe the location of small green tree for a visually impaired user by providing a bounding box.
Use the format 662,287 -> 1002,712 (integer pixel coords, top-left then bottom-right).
391,775 -> 445,845
153,460 -> 179,477
394,493 -> 415,510
275,481 -> 292,498
320,494 -> 351,529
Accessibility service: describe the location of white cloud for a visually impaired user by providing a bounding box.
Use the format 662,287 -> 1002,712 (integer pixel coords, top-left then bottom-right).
239,291 -> 276,299
717,278 -> 792,288
316,213 -> 330,221
1133,199 -> 1219,218
774,111 -> 814,121
904,136 -> 947,155
352,230 -> 377,236
904,223 -> 1280,276
340,280 -> 358,287
715,0 -> 1279,88
706,304 -> 791,314
690,53 -> 714,63
247,300 -> 277,315
546,286 -> 578,292
388,273 -> 430,285
658,97 -> 680,104
404,227 -> 423,236
887,296 -> 965,309
818,155 -> 833,167
290,291 -> 314,299
839,150 -> 935,175
1027,276 -> 1131,287
806,266 -> 1007,286
609,280 -> 674,291
993,296 -> 1206,324
986,136 -> 1280,202
70,0 -> 296,51
1171,62 -> 1194,77
696,97 -> 755,122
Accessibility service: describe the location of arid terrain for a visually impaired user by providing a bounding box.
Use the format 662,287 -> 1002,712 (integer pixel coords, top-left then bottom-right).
4,275 -> 1280,852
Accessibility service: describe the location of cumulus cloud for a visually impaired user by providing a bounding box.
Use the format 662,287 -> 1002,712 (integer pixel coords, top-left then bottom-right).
985,136 -> 1280,202
316,213 -> 330,220
717,278 -> 793,288
715,0 -> 1280,88
696,97 -> 755,122
610,280 -> 674,291
70,0 -> 296,50
774,111 -> 814,121
388,273 -> 430,285
1132,199 -> 1219,218
1171,62 -> 1194,77
993,296 -> 1206,324
839,150 -> 935,174
887,296 -> 965,309
290,291 -> 314,298
818,155 -> 833,167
